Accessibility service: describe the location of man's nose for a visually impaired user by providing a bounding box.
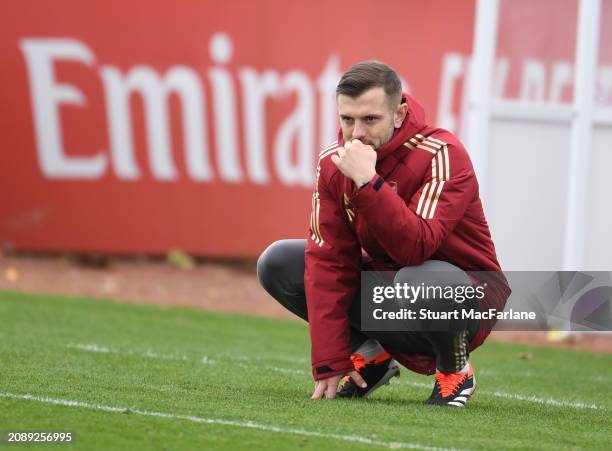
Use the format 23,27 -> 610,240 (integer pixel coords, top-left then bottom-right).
352,121 -> 366,140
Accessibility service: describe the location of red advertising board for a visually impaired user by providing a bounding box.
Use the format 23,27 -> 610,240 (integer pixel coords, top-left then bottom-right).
0,0 -> 475,257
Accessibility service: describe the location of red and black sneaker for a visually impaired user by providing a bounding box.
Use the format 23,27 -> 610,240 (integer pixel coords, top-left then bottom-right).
337,351 -> 400,398
425,362 -> 476,407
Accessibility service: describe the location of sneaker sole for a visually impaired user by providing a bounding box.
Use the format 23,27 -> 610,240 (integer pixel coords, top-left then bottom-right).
362,359 -> 401,398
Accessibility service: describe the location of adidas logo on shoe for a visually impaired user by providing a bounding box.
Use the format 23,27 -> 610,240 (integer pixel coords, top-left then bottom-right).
425,362 -> 476,407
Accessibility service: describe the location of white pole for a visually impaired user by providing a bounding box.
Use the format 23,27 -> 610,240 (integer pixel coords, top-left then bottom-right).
465,0 -> 500,199
563,0 -> 601,270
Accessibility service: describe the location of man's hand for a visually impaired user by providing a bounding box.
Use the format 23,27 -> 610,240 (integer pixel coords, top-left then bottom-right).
331,139 -> 377,187
311,371 -> 367,400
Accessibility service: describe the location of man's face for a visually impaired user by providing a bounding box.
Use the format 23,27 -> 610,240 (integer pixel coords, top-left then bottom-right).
337,87 -> 400,150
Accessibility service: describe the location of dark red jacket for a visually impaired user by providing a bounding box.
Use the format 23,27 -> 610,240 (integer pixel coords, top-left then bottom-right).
304,94 -> 509,380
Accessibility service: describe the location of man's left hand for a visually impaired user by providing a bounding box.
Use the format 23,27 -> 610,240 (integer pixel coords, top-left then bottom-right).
311,371 -> 367,399
331,139 -> 377,187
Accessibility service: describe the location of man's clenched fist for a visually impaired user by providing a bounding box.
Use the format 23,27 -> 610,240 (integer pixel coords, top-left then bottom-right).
331,139 -> 377,187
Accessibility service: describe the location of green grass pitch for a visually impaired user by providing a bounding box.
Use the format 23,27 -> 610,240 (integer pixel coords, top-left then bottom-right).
0,291 -> 610,450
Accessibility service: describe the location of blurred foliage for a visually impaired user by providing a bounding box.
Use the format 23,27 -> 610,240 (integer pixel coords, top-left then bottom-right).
167,249 -> 195,270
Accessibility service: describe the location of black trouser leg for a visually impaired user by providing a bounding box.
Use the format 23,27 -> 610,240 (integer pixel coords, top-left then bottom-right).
393,262 -> 478,373
257,239 -> 309,321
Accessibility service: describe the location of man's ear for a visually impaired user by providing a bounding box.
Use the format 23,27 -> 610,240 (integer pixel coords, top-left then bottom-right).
394,102 -> 408,128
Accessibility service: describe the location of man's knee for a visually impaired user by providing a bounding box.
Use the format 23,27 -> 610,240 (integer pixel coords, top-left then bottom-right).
393,260 -> 477,333
257,239 -> 308,320
256,240 -> 286,289
394,260 -> 471,288
257,239 -> 305,290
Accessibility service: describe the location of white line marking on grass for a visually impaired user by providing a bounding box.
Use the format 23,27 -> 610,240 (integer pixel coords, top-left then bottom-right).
487,391 -> 603,410
66,343 -> 605,411
201,356 -> 219,364
68,344 -> 306,376
590,375 -> 612,383
0,392 -> 457,451
67,343 -> 112,353
399,380 -> 603,410
234,362 -> 307,376
478,368 -> 611,384
143,349 -> 188,361
219,353 -> 309,365
67,343 -> 188,362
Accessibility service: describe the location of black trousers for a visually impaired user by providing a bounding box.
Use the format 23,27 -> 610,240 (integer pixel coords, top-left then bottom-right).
257,239 -> 479,373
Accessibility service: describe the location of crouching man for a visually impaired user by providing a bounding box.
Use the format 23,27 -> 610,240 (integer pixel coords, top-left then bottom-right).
258,61 -> 509,407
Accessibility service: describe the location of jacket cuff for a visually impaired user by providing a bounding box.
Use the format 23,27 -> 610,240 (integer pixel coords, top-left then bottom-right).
311,356 -> 354,380
350,175 -> 388,210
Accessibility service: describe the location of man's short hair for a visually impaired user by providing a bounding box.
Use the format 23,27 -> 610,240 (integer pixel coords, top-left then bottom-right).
336,61 -> 402,107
